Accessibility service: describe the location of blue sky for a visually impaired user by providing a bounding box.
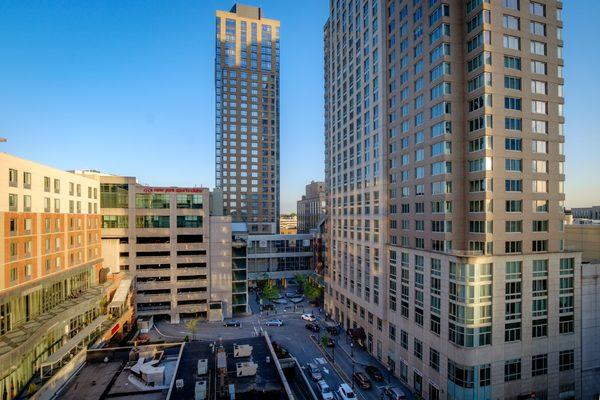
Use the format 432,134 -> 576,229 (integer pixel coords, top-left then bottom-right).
0,1 -> 598,212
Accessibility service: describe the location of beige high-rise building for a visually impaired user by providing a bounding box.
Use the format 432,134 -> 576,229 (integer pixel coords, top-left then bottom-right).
297,181 -> 326,234
215,4 -> 281,234
79,172 -> 234,324
324,1 -> 581,399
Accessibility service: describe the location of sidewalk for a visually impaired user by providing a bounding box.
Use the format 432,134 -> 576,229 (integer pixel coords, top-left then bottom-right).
323,331 -> 414,400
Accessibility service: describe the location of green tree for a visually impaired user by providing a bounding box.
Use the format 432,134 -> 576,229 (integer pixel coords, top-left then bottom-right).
295,274 -> 308,290
261,281 -> 280,301
186,317 -> 199,341
321,333 -> 329,348
304,281 -> 323,304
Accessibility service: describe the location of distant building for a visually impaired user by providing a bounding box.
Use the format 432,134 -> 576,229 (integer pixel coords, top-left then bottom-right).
79,172 -> 233,324
279,214 -> 297,234
565,220 -> 600,261
232,226 -> 314,287
565,219 -> 600,399
215,4 -> 281,234
571,206 -> 600,220
296,181 -> 325,234
0,153 -> 132,400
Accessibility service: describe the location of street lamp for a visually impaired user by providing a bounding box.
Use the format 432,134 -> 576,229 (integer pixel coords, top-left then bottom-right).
350,342 -> 355,389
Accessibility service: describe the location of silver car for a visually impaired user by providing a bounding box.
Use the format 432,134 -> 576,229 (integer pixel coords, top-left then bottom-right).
307,362 -> 322,381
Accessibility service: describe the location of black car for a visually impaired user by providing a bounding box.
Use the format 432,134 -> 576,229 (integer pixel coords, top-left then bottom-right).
364,365 -> 385,382
326,325 -> 341,335
326,337 -> 336,347
305,323 -> 321,332
223,320 -> 241,327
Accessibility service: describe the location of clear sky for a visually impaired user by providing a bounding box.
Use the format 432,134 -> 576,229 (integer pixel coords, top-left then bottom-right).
0,1 -> 598,211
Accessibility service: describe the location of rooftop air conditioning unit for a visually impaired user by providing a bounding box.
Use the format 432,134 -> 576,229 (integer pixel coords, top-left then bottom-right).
233,344 -> 253,358
236,362 -> 258,377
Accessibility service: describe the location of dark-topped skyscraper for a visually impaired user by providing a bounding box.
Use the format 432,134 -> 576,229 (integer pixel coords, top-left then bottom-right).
215,4 -> 280,234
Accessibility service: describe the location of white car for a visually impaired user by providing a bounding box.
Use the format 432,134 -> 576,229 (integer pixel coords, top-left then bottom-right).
301,313 -> 316,322
338,383 -> 356,400
265,319 -> 283,327
317,380 -> 334,400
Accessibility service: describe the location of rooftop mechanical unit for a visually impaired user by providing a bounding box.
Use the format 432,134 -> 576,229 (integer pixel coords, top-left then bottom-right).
235,361 -> 258,377
233,344 -> 253,358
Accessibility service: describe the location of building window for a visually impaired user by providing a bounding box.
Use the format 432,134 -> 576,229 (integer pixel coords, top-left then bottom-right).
429,348 -> 439,371
8,194 -> 18,211
559,350 -> 574,371
532,318 -> 547,338
23,171 -> 31,189
504,358 -> 521,382
531,354 -> 547,376
9,169 -> 18,187
400,330 -> 408,350
24,195 -> 31,212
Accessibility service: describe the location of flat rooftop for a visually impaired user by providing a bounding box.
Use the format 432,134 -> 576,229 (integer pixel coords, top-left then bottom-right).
170,336 -> 285,400
57,343 -> 183,400
56,336 -> 288,400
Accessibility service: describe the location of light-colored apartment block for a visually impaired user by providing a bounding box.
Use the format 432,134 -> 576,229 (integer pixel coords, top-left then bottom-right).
0,153 -> 121,399
79,172 -> 233,324
297,181 -> 326,234
323,1 -> 580,399
215,4 -> 281,234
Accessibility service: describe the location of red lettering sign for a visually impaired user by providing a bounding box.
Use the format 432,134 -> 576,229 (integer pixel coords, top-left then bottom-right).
142,187 -> 204,193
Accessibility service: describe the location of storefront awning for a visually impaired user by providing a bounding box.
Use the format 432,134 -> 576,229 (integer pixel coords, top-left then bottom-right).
108,279 -> 132,309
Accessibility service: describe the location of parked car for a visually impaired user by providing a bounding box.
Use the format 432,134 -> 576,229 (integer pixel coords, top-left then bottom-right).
301,313 -> 316,322
365,365 -> 385,382
305,323 -> 321,332
272,298 -> 288,305
307,362 -> 322,381
325,337 -> 335,347
325,325 -> 340,335
317,380 -> 334,400
286,291 -> 297,298
337,383 -> 356,400
289,296 -> 305,303
265,319 -> 283,327
352,372 -> 372,389
223,320 -> 241,327
383,386 -> 407,400
260,303 -> 275,311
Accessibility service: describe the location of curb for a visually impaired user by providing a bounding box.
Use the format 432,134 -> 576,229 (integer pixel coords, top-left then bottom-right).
308,335 -> 367,400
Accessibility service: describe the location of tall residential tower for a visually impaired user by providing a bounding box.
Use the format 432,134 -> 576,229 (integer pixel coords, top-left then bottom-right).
324,1 -> 580,399
215,4 -> 281,234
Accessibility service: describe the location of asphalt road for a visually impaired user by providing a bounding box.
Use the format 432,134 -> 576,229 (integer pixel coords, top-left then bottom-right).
152,289 -> 412,400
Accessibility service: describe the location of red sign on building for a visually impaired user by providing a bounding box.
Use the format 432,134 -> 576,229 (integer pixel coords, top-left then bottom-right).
142,187 -> 204,193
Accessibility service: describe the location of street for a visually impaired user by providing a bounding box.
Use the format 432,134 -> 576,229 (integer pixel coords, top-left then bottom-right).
152,289 -> 413,400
